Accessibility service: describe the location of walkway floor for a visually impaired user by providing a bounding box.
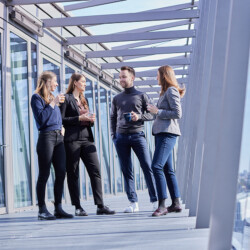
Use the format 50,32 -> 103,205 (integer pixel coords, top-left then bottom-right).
0,191 -> 209,250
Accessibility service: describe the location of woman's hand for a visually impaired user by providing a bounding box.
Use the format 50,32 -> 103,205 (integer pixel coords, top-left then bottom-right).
88,113 -> 96,123
147,104 -> 159,115
79,113 -> 96,122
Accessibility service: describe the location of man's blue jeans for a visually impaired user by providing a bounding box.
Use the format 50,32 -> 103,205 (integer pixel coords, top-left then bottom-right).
114,132 -> 157,203
152,133 -> 180,201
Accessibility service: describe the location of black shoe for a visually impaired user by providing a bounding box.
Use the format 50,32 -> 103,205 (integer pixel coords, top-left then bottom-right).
75,207 -> 88,216
54,204 -> 74,219
96,206 -> 115,215
38,205 -> 56,220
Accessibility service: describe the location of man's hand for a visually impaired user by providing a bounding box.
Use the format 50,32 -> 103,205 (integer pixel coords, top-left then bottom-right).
131,111 -> 139,121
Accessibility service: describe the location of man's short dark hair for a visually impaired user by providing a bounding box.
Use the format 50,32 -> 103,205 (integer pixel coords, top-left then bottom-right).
121,66 -> 135,77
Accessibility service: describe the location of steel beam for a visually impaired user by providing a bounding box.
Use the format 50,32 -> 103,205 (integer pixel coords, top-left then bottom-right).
117,20 -> 193,35
143,2 -> 199,13
136,86 -> 161,92
114,69 -> 189,78
101,58 -> 190,69
42,10 -> 200,27
64,0 -> 126,12
6,0 -> 88,5
112,39 -> 181,50
66,30 -> 195,45
86,45 -> 193,58
133,78 -> 189,86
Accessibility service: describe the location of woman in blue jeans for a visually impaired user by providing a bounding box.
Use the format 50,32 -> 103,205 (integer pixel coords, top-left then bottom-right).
147,65 -> 185,217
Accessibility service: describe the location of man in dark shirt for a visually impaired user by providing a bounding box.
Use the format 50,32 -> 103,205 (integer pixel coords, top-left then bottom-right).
110,66 -> 158,213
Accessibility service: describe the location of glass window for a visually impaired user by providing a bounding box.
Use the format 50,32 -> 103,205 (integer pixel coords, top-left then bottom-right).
10,33 -> 32,208
0,33 -> 5,207
232,55 -> 250,249
111,92 -> 123,193
64,65 -> 75,91
81,78 -> 94,199
43,58 -> 60,96
100,87 -> 111,194
42,58 -> 60,201
31,43 -> 39,184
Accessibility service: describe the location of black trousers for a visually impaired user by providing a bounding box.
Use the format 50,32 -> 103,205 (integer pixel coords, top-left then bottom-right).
36,130 -> 66,207
65,139 -> 104,206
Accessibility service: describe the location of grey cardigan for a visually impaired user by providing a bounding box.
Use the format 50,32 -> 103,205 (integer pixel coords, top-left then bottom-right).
152,86 -> 182,136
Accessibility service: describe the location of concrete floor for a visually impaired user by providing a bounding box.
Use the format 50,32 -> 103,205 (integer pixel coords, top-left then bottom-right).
0,191 -> 209,250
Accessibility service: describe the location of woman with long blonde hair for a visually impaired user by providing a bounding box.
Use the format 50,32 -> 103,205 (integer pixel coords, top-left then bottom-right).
31,71 -> 73,220
60,72 -> 115,216
147,65 -> 185,217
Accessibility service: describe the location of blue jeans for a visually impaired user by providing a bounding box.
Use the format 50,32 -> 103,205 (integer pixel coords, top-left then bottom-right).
114,132 -> 157,203
152,133 -> 180,201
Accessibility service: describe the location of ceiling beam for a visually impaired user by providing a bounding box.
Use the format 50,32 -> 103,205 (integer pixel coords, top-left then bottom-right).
113,69 -> 189,78
117,20 -> 193,35
64,0 -> 126,12
6,0 -> 88,5
42,10 -> 199,27
101,58 -> 190,69
86,45 -> 193,58
66,30 -> 195,45
133,78 -> 189,86
136,86 -> 161,92
112,37 -> 189,50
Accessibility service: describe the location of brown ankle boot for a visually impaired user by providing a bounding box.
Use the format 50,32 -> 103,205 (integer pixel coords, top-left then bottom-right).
167,198 -> 182,213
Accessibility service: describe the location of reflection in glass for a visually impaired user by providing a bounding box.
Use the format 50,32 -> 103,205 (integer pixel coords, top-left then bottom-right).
10,33 -> 32,208
232,56 -> 250,249
43,58 -> 60,96
0,34 -> 5,207
100,87 -> 111,194
111,93 -> 123,193
42,58 -> 60,201
31,43 -> 39,184
64,66 -> 75,91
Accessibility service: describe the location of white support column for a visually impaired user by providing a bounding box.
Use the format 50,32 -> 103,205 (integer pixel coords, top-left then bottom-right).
208,0 -> 250,249
2,5 -> 14,213
195,0 -> 234,229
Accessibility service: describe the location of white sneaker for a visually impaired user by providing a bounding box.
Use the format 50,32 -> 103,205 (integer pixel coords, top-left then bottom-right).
124,202 -> 139,213
152,201 -> 158,211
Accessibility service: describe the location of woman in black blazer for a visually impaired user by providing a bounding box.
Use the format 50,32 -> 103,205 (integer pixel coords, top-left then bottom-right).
60,73 -> 115,216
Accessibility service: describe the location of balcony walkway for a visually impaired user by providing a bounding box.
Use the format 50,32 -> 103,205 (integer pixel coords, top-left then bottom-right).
0,191 -> 209,250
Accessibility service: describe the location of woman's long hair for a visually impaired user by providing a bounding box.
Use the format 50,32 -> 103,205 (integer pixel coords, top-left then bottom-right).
66,73 -> 88,109
35,71 -> 56,104
158,65 -> 185,98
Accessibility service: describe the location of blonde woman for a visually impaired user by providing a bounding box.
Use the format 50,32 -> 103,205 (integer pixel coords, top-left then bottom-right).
147,65 -> 185,217
60,73 -> 115,216
31,71 -> 73,220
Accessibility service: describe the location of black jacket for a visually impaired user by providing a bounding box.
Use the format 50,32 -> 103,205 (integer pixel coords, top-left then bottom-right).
60,93 -> 94,142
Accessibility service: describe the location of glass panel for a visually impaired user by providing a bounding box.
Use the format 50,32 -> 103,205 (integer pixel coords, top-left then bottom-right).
43,58 -> 60,96
111,92 -> 123,193
0,33 -> 5,207
134,154 -> 141,190
31,43 -> 39,185
64,65 -> 75,91
10,32 -> 32,208
232,55 -> 250,249
100,87 -> 111,194
42,58 -> 60,201
81,78 -> 93,199
94,81 -> 100,157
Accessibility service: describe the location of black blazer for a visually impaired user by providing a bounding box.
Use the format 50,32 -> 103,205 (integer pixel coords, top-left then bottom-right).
60,93 -> 94,142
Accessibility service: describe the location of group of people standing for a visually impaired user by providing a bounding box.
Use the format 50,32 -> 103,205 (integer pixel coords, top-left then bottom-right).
31,64 -> 185,220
